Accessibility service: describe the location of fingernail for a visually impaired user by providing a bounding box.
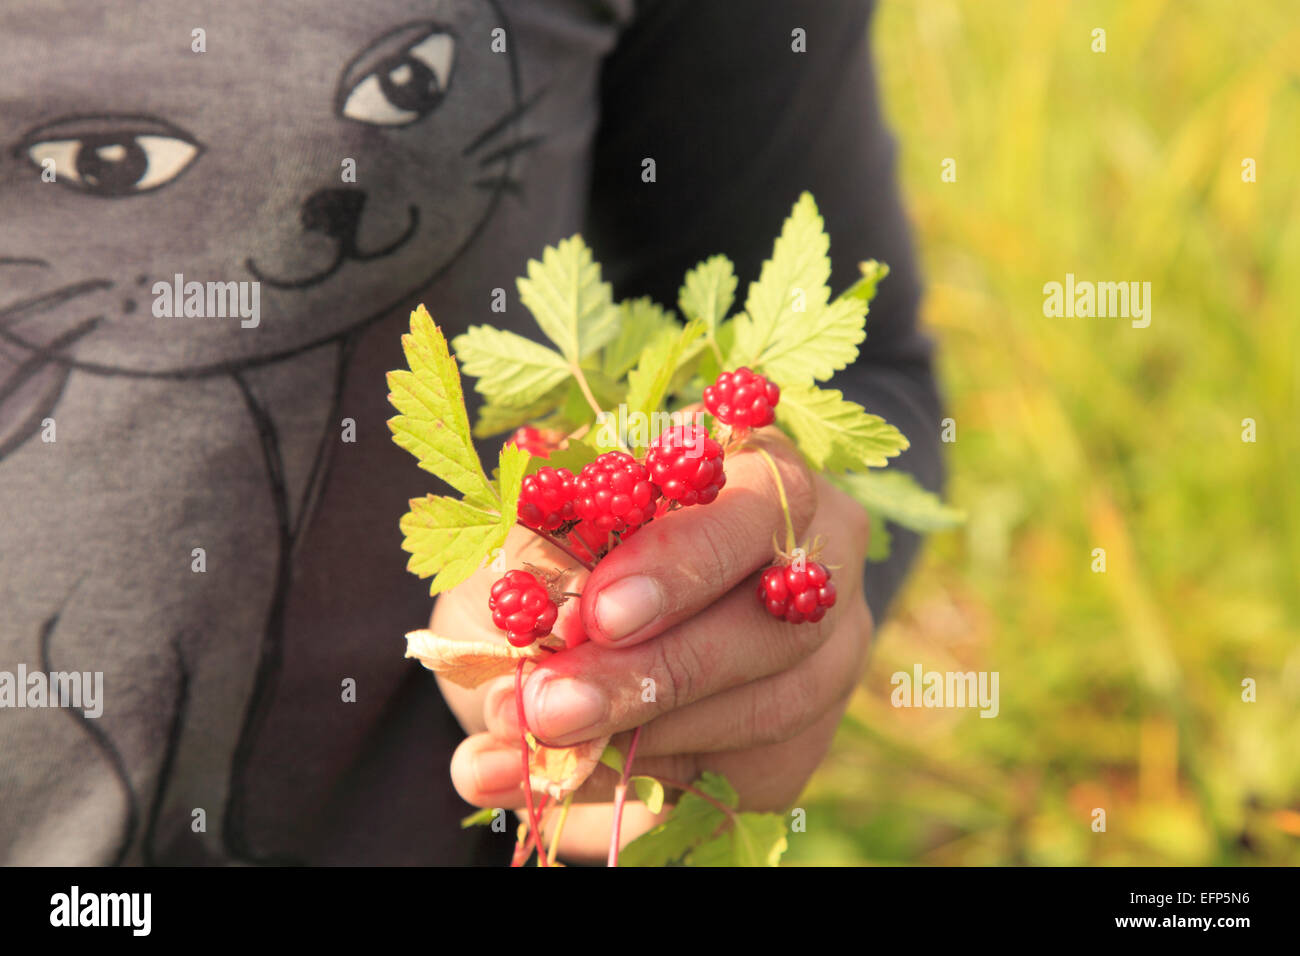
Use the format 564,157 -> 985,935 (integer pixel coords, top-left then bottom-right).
530,678 -> 607,742
593,575 -> 663,642
473,749 -> 523,793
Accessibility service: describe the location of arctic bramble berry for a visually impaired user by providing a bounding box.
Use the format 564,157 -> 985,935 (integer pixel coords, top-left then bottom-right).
505,426 -> 561,459
574,452 -> 660,534
489,570 -> 558,647
757,560 -> 836,624
703,367 -> 780,429
646,424 -> 726,506
517,466 -> 577,531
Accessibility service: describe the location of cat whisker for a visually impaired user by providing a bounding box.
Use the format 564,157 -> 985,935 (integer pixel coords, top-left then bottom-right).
477,135 -> 544,168
463,86 -> 549,158
0,279 -> 114,329
0,316 -> 101,403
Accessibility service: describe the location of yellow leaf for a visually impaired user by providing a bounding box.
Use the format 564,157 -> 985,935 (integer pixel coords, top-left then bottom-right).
529,734 -> 610,802
404,630 -> 543,689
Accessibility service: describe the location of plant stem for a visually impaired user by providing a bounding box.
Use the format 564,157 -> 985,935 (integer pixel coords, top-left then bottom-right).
546,793 -> 574,866
607,725 -> 643,867
572,365 -> 605,421
515,520 -> 595,571
651,775 -> 739,819
515,659 -> 548,866
754,446 -> 796,552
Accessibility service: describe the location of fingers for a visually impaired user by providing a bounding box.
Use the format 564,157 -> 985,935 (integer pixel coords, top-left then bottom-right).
633,599 -> 871,757
520,574 -> 839,747
578,433 -> 816,647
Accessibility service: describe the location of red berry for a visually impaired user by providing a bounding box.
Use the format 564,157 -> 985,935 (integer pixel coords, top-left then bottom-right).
505,426 -> 561,459
703,367 -> 781,429
574,452 -> 660,535
517,466 -> 577,531
645,424 -> 726,507
489,570 -> 558,647
757,560 -> 836,624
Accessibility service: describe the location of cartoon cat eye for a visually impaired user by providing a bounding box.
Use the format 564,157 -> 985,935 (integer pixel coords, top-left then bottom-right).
336,22 -> 456,127
16,115 -> 203,198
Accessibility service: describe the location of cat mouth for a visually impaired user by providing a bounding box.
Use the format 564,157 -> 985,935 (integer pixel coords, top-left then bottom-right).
245,189 -> 420,291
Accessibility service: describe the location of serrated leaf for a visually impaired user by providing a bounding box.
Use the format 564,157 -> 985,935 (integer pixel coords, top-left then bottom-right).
728,195 -> 822,366
404,630 -> 544,688
517,235 -> 618,364
461,807 -> 498,828
679,255 -> 737,340
831,469 -> 965,532
839,259 -> 891,306
599,744 -> 625,776
755,294 -> 866,385
775,382 -> 909,470
624,320 -> 705,441
618,771 -> 738,867
386,305 -> 496,506
496,443 -> 530,534
631,776 -> 665,815
452,325 -> 571,407
602,298 -> 675,379
686,813 -> 788,867
399,495 -> 509,595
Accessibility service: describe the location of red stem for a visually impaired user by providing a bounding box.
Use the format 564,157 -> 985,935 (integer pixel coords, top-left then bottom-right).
515,521 -> 596,571
515,659 -> 549,867
509,795 -> 551,867
649,776 -> 738,819
607,725 -> 643,867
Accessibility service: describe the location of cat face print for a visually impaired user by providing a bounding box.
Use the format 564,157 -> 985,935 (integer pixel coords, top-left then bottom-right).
1,0 -> 529,376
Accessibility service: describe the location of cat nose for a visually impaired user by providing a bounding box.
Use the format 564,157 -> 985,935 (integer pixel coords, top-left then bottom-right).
300,188 -> 366,240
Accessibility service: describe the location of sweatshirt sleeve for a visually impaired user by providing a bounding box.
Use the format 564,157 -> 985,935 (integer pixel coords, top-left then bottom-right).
584,0 -> 945,619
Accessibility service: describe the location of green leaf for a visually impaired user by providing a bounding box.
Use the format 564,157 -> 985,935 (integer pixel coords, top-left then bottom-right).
839,259 -> 891,306
451,325 -> 570,407
775,382 -> 909,470
399,495 -> 508,596
731,192 -> 865,383
618,771 -> 738,867
624,320 -> 705,443
599,744 -> 624,776
523,438 -> 601,477
865,509 -> 893,562
386,306 -> 496,506
831,470 -> 965,532
686,813 -> 788,867
754,294 -> 866,385
496,443 -> 530,534
602,298 -> 675,380
517,235 -> 618,364
472,386 -> 568,438
630,776 -> 665,815
460,807 -> 498,829
679,255 -> 737,340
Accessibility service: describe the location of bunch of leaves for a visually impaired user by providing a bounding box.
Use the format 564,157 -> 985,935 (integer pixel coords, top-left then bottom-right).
386,192 -> 963,866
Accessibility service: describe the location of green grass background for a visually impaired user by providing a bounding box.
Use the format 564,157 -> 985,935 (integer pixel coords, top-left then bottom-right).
790,0 -> 1300,865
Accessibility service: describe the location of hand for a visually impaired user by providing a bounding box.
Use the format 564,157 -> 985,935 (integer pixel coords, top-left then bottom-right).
434,431 -> 874,853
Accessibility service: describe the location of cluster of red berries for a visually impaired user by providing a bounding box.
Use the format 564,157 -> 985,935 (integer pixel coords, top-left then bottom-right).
757,559 -> 837,624
495,367 -> 828,646
704,366 -> 781,430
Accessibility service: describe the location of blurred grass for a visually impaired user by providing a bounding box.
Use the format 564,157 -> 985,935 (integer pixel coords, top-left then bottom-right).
789,0 -> 1300,865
